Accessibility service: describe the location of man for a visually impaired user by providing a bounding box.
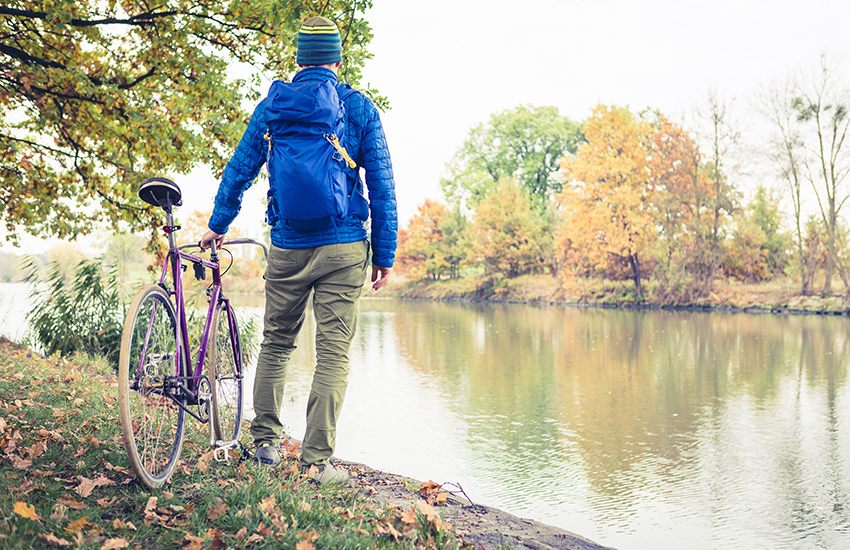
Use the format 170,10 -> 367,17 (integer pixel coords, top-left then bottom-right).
200,16 -> 397,484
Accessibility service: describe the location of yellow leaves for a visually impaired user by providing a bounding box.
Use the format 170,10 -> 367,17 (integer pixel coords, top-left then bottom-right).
295,529 -> 318,550
64,516 -> 91,534
14,501 -> 42,520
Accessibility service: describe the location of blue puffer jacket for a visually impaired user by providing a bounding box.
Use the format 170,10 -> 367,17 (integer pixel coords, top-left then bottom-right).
208,67 -> 397,268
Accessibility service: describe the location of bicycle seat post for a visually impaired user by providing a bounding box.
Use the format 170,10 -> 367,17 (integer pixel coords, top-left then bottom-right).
163,207 -> 178,251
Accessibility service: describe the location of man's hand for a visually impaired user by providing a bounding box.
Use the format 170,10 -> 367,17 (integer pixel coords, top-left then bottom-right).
199,230 -> 225,250
371,265 -> 392,291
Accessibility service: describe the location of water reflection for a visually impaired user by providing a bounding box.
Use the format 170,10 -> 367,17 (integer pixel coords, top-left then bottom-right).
235,299 -> 850,550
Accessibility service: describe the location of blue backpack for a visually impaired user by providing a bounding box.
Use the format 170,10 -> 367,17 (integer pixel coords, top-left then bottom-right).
263,79 -> 358,232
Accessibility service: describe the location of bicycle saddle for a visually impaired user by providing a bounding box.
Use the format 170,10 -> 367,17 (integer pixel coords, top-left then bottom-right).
139,177 -> 183,209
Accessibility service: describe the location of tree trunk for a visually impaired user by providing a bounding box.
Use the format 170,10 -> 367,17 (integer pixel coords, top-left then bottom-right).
629,253 -> 642,301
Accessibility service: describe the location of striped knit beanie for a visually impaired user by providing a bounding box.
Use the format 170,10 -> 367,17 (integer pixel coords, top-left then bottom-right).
297,16 -> 342,66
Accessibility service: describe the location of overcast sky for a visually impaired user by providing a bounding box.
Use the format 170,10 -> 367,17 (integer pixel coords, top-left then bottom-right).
3,0 -> 849,254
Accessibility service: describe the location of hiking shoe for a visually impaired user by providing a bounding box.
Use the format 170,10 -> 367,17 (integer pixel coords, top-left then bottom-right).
309,463 -> 350,485
253,444 -> 280,466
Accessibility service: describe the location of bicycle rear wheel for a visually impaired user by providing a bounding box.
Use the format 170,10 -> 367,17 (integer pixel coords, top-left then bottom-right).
207,300 -> 244,444
118,284 -> 186,489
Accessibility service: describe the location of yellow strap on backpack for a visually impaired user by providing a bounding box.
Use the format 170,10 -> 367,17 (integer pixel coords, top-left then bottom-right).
324,133 -> 356,169
263,130 -> 272,153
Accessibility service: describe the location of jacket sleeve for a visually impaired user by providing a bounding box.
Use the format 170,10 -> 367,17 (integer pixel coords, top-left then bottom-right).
208,101 -> 267,235
359,98 -> 398,268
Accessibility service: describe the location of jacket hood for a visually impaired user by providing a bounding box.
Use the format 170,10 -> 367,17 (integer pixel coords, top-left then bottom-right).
265,70 -> 341,130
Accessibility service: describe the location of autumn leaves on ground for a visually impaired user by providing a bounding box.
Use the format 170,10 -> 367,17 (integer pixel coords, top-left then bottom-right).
0,338 -> 466,550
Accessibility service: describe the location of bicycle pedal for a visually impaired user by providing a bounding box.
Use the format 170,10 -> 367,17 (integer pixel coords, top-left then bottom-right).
213,442 -> 240,463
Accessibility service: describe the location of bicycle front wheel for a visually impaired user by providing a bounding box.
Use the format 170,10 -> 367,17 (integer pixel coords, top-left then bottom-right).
118,284 -> 186,489
207,300 -> 244,444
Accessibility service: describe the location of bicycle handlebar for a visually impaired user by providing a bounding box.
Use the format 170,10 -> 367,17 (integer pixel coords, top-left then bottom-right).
177,238 -> 269,262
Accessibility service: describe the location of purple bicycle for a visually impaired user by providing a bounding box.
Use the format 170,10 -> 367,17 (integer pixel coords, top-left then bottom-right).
117,177 -> 268,489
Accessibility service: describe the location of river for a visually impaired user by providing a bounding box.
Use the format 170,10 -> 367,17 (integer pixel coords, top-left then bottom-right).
3,282 -> 850,549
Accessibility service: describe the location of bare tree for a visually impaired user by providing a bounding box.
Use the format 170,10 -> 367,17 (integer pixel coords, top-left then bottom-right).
756,78 -> 811,294
689,90 -> 742,295
793,53 -> 850,295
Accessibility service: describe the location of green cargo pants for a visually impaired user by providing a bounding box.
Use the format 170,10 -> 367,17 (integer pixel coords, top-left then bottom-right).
250,240 -> 369,468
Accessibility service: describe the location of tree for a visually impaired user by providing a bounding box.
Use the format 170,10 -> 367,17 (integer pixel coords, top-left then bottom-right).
437,205 -> 470,279
748,185 -> 790,277
693,90 -> 740,294
647,114 -> 710,298
557,105 -> 655,300
792,54 -> 850,295
441,105 -> 582,210
723,186 -> 790,282
757,77 -> 812,294
395,199 -> 450,280
471,179 -> 549,279
0,1 -> 377,248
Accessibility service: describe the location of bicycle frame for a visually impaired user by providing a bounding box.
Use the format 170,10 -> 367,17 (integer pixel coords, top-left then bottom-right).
142,205 -> 267,457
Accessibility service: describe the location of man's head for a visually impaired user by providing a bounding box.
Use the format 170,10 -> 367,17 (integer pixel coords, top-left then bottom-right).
297,16 -> 342,68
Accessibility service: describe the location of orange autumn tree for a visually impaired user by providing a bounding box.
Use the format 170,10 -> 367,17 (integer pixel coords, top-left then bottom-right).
648,115 -> 712,298
396,199 -> 450,280
557,105 -> 656,299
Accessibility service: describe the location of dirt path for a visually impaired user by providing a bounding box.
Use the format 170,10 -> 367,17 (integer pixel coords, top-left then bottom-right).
336,458 -> 617,550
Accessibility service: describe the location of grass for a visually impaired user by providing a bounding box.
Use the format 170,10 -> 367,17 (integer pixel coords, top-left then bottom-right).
0,338 -> 464,550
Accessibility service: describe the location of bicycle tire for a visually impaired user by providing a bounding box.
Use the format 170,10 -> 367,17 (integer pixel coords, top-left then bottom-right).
207,300 -> 244,444
118,284 -> 186,489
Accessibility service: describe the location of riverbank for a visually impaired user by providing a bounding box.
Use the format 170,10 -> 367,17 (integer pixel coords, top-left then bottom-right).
0,337 -> 614,550
367,273 -> 850,315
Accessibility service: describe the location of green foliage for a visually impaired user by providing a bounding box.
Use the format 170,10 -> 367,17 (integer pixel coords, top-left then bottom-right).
441,105 -> 582,210
471,179 -> 550,279
749,185 -> 791,276
0,0 -> 378,247
22,255 -> 125,366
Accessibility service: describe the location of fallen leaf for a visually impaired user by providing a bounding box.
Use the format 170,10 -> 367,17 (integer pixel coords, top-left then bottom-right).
144,497 -> 158,514
247,533 -> 265,543
183,534 -> 205,550
294,541 -> 314,550
419,480 -> 441,494
100,538 -> 129,550
10,454 -> 33,469
296,501 -> 312,512
258,495 -> 276,515
13,501 -> 41,520
57,496 -> 87,510
235,527 -> 247,540
207,503 -> 228,521
64,516 -> 90,534
38,533 -> 71,547
97,497 -> 116,507
400,507 -> 417,524
417,500 -> 440,522
74,478 -> 96,498
163,491 -> 174,501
